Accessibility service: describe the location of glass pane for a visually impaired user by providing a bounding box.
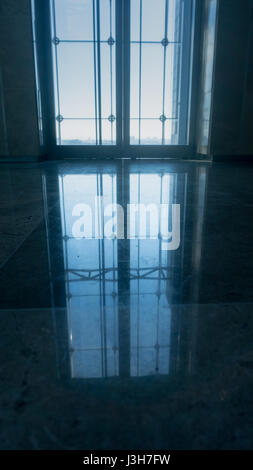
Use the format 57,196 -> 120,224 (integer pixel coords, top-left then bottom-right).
130,0 -> 140,42
142,0 -> 166,42
130,119 -> 162,145
130,44 -> 164,119
142,120 -> 162,145
50,0 -> 116,145
57,43 -> 95,118
60,119 -> 96,145
141,45 -> 164,118
53,0 -> 94,41
100,43 -> 116,119
131,0 -> 166,42
164,44 -> 180,119
130,44 -> 140,118
99,0 -> 116,41
130,120 -> 140,145
130,0 -> 194,145
102,119 -> 116,145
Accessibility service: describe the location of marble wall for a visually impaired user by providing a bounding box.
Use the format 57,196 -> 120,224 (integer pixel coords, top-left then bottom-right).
0,0 -> 40,158
198,0 -> 253,159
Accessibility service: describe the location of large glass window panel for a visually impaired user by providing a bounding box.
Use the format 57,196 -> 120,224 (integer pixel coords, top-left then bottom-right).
130,0 -> 194,145
48,0 -> 196,148
50,0 -> 116,145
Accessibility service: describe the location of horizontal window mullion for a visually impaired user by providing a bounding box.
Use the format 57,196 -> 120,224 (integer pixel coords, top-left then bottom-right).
130,40 -> 181,45
54,40 -> 110,43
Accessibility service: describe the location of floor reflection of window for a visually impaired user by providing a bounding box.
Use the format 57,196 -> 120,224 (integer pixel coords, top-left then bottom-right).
59,172 -> 119,378
129,173 -> 174,376
56,168 -> 188,379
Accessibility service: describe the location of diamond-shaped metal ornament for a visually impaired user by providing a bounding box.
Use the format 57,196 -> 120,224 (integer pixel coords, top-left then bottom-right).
161,37 -> 169,47
159,114 -> 167,123
52,36 -> 60,46
107,36 -> 115,46
108,114 -> 116,123
56,114 -> 64,123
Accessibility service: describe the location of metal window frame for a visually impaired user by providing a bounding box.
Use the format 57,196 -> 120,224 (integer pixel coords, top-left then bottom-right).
35,0 -> 202,160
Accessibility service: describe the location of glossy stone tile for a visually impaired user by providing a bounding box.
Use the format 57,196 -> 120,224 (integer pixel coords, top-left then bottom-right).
0,159 -> 253,449
0,166 -> 58,268
0,302 -> 253,449
1,160 -> 253,308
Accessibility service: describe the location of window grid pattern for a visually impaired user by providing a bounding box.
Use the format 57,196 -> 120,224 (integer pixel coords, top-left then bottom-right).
48,0 -> 194,147
130,0 -> 183,145
50,0 -> 116,145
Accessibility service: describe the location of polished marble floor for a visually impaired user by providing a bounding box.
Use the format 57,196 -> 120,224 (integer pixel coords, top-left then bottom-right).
0,159 -> 253,449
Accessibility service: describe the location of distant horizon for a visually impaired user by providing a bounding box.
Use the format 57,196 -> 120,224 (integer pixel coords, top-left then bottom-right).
60,136 -> 173,146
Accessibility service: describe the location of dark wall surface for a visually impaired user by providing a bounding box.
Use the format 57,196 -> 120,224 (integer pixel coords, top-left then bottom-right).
0,0 -> 40,158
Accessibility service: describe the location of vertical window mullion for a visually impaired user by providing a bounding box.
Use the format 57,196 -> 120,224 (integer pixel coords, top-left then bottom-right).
171,0 -> 182,143
52,0 -> 61,144
109,0 -> 113,144
92,0 -> 98,145
123,0 -> 130,147
162,0 -> 169,144
138,0 -> 142,145
116,0 -> 123,145
178,0 -> 193,144
96,0 -> 102,144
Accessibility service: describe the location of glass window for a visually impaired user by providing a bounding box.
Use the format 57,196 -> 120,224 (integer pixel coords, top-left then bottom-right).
130,0 -> 193,145
49,0 -> 195,147
50,0 -> 116,145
